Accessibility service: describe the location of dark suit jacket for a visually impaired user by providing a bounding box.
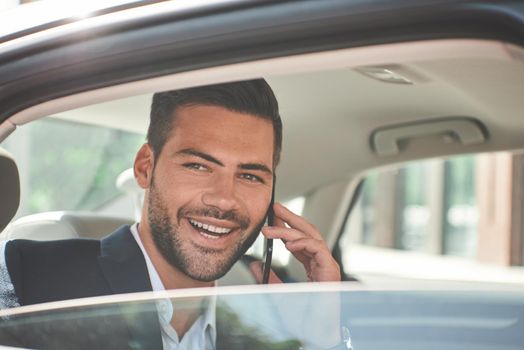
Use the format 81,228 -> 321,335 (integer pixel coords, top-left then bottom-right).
1,226 -> 302,350
2,225 -> 162,349
6,225 -> 152,306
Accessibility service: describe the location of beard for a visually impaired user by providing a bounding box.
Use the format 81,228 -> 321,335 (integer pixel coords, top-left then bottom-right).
147,179 -> 265,282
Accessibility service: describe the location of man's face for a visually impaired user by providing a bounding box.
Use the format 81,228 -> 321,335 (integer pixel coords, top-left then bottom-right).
143,105 -> 274,281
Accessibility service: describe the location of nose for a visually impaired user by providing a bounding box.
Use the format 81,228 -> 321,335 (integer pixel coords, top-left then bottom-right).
201,175 -> 239,212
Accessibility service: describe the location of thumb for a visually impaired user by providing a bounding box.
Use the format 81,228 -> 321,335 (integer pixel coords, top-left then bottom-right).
249,261 -> 283,284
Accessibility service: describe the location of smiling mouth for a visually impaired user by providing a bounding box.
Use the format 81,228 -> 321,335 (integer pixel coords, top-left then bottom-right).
188,218 -> 234,239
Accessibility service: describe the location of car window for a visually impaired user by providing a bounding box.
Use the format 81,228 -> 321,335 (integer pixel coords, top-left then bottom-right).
341,154 -> 477,256
1,286 -> 523,350
2,117 -> 144,219
2,1 -> 524,350
339,152 -> 524,283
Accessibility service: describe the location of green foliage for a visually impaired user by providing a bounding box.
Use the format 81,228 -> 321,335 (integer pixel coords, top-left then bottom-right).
4,118 -> 144,217
402,162 -> 427,206
445,155 -> 476,206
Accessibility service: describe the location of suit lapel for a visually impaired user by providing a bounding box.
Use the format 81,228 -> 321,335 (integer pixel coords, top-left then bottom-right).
97,225 -> 162,349
97,225 -> 152,294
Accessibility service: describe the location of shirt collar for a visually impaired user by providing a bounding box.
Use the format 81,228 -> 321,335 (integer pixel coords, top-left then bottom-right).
130,222 -> 165,292
204,288 -> 217,346
129,223 -> 217,346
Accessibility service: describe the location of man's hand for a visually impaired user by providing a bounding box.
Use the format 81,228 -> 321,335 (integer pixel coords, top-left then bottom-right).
253,203 -> 341,283
248,204 -> 343,348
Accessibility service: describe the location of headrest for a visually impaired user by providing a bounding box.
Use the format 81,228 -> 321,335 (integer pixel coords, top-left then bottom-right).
1,211 -> 133,241
0,147 -> 20,232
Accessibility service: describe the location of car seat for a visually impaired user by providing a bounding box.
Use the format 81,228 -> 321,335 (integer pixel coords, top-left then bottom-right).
1,211 -> 132,241
0,147 -> 20,234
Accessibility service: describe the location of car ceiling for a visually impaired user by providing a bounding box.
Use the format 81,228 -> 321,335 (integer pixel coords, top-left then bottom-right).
25,41 -> 524,200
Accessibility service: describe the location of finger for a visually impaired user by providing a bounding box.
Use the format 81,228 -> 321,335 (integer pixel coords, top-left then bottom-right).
272,212 -> 286,228
273,203 -> 323,240
249,261 -> 283,284
262,227 -> 327,267
261,226 -> 307,242
286,239 -> 341,282
285,238 -> 336,268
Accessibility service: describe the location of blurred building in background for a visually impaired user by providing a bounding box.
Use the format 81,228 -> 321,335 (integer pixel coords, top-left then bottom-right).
340,152 -> 524,283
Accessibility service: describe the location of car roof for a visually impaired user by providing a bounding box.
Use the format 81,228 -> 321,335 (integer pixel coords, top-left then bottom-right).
0,0 -> 151,42
1,0 -> 524,202
0,0 -> 255,44
4,38 -> 524,201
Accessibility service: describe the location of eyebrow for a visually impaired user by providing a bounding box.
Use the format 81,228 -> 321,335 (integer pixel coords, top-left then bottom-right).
176,148 -> 273,175
239,163 -> 272,175
177,148 -> 223,166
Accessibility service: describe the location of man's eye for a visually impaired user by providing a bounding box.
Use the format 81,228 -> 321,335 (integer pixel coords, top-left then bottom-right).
240,173 -> 264,183
184,163 -> 208,171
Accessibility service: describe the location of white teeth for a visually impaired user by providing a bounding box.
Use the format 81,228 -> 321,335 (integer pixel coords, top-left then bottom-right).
189,219 -> 232,235
199,231 -> 220,240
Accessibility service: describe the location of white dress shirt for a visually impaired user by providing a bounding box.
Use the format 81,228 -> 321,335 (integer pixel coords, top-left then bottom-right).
130,223 -> 217,350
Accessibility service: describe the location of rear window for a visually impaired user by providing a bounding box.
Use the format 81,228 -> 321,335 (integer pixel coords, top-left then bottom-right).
2,117 -> 144,219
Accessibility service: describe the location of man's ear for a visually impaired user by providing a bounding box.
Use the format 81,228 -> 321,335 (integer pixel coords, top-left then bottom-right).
134,143 -> 155,189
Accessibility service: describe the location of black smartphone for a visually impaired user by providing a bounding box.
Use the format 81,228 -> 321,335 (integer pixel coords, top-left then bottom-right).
262,175 -> 276,284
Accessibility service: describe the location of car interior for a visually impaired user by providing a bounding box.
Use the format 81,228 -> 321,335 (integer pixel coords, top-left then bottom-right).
0,147 -> 19,235
1,38 -> 524,286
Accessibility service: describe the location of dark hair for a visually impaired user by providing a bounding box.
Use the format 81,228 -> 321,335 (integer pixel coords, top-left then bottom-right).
147,79 -> 282,167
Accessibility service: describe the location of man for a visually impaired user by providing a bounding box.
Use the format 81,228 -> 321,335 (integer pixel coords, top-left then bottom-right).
0,80 -> 341,349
